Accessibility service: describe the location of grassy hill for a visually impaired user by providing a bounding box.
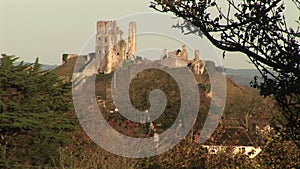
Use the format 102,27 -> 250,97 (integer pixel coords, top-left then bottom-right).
55,58 -> 278,138
53,58 -> 290,168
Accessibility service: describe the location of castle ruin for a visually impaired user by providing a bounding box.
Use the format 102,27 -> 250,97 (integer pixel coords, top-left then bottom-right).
96,21 -> 136,74
63,20 -> 206,75
160,46 -> 205,74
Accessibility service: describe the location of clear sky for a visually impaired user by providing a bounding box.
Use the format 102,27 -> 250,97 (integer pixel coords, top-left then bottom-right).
0,0 -> 298,69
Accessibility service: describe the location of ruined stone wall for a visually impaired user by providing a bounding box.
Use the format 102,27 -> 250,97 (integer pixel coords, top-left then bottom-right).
62,54 -> 78,64
164,45 -> 188,65
160,49 -> 187,68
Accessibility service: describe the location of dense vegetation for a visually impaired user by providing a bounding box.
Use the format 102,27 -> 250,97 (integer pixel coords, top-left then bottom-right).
0,54 -> 76,168
64,64 -> 298,168
0,55 -> 298,168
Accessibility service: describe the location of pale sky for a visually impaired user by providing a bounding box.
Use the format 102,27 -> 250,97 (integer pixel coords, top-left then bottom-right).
0,0 -> 298,69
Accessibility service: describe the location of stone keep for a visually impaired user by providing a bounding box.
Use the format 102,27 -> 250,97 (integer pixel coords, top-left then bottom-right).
97,21 -> 127,74
96,21 -> 137,74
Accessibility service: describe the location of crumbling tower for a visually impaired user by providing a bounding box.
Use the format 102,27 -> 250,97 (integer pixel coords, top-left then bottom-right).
127,22 -> 137,60
194,50 -> 200,60
96,21 -> 126,74
191,50 -> 205,74
179,45 -> 188,63
96,21 -> 117,62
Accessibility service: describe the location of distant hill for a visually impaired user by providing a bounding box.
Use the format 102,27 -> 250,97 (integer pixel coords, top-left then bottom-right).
15,62 -> 58,70
41,64 -> 58,70
225,68 -> 260,86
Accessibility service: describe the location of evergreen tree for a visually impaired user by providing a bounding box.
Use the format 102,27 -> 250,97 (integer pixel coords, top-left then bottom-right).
0,54 -> 76,167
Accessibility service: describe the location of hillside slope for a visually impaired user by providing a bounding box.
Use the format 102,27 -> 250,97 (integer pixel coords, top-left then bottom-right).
53,58 -> 288,168
55,58 -> 278,133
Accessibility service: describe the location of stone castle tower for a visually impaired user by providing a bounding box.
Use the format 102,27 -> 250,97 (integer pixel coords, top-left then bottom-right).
190,50 -> 205,74
179,45 -> 188,63
96,21 -> 136,74
127,22 -> 137,59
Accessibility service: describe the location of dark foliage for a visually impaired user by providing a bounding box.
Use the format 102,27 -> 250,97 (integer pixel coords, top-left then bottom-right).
0,54 -> 76,167
150,0 -> 300,147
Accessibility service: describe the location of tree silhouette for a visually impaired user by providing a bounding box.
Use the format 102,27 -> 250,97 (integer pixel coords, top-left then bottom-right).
150,0 -> 300,147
